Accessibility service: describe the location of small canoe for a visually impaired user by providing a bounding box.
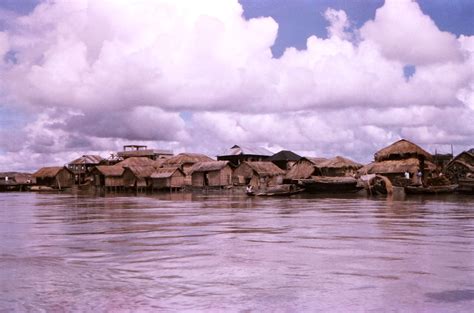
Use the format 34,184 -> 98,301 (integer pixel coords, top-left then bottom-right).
246,184 -> 304,197
404,184 -> 458,194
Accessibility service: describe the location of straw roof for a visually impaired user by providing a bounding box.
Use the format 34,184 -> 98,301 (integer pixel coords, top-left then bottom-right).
268,150 -> 301,161
447,151 -> 474,172
305,157 -> 329,166
162,153 -> 213,166
117,157 -> 160,167
150,167 -> 183,179
374,139 -> 432,162
318,156 -> 362,169
68,155 -> 103,165
33,167 -> 69,178
358,158 -> 436,175
94,165 -> 124,177
220,145 -> 273,156
189,161 -> 230,174
245,161 -> 285,177
124,165 -> 157,178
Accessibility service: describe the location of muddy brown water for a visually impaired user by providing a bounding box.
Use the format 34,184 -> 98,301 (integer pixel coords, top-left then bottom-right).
1,192 -> 473,312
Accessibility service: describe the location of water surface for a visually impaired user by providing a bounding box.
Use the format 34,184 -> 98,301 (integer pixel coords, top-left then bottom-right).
1,192 -> 473,312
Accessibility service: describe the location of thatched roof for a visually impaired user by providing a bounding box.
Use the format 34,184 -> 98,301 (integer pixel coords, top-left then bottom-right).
189,161 -> 230,174
244,161 -> 285,177
124,165 -> 157,178
68,155 -> 103,165
447,151 -> 474,172
305,157 -> 329,166
150,167 -> 183,179
94,165 -> 124,177
33,167 -> 69,178
374,139 -> 432,162
162,153 -> 213,166
0,172 -> 34,184
318,156 -> 362,169
358,158 -> 436,175
117,157 -> 160,167
268,150 -> 302,161
285,157 -> 326,179
220,145 -> 273,157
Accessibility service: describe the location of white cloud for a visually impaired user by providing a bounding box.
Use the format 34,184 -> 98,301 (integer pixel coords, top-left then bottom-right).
0,0 -> 473,170
360,0 -> 462,65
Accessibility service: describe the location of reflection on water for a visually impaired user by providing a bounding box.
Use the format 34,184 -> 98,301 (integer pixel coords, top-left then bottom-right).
1,192 -> 474,312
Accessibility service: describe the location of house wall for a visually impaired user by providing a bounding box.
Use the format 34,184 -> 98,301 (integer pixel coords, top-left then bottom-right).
153,178 -> 170,189
232,163 -> 254,185
105,176 -> 123,187
170,172 -> 185,188
320,168 -> 357,177
122,170 -> 136,187
56,169 -> 74,188
191,172 -> 205,187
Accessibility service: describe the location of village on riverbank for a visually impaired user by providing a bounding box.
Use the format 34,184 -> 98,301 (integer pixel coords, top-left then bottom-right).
1,139 -> 473,196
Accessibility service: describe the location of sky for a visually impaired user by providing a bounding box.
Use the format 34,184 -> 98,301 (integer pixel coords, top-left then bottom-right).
0,0 -> 473,171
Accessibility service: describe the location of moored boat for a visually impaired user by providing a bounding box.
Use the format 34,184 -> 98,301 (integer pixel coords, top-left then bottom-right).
404,184 -> 458,194
457,178 -> 474,194
299,176 -> 363,193
246,184 -> 304,197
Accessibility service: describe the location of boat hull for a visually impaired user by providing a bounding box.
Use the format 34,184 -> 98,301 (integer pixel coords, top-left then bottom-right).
404,184 -> 458,194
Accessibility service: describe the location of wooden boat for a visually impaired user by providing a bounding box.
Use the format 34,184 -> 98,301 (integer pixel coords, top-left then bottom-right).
299,176 -> 364,193
246,184 -> 304,197
404,184 -> 458,194
457,178 -> 474,194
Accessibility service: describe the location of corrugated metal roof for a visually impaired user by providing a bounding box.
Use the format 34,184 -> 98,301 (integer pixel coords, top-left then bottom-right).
68,155 -> 104,165
268,150 -> 302,161
220,145 -> 273,157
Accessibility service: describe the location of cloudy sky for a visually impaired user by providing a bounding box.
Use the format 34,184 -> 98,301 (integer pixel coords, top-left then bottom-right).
0,0 -> 473,171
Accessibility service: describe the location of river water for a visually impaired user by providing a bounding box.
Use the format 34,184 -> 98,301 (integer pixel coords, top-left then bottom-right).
1,192 -> 473,312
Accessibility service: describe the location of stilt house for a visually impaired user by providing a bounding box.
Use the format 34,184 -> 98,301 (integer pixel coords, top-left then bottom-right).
33,167 -> 75,189
233,161 -> 285,188
189,161 -> 233,187
150,167 -> 186,190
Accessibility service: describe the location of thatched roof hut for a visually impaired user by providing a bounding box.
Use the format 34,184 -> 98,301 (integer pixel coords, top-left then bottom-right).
123,165 -> 157,188
189,161 -> 233,187
233,161 -> 285,187
33,167 -> 74,188
285,157 -> 328,180
90,165 -> 124,188
317,156 -> 363,177
162,153 -> 213,174
358,158 -> 436,176
150,167 -> 185,190
445,150 -> 474,182
374,139 -> 433,162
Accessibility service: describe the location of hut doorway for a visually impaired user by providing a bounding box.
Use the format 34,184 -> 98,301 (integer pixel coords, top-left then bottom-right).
204,173 -> 209,186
